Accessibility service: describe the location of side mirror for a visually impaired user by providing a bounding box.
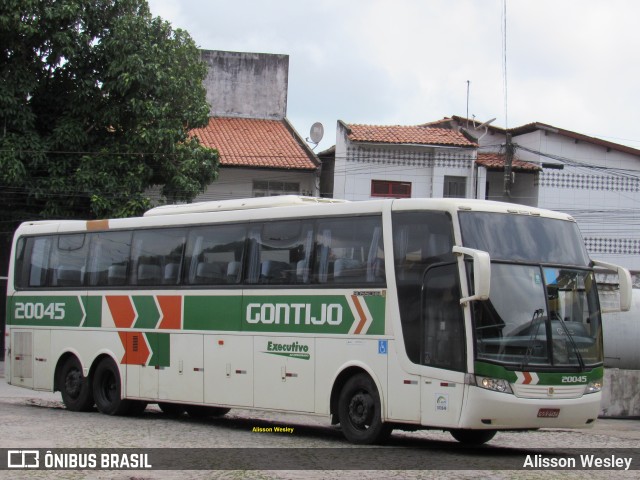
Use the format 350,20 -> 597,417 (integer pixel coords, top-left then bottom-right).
592,259 -> 632,312
452,246 -> 491,304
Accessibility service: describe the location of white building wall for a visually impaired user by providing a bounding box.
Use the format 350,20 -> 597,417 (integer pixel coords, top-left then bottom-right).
466,125 -> 640,271
333,126 -> 436,201
334,122 -> 476,201
194,168 -> 317,202
201,50 -> 288,120
513,131 -> 640,270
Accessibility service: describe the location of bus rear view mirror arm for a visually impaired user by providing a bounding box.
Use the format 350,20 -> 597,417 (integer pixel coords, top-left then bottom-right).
452,246 -> 491,304
592,259 -> 632,312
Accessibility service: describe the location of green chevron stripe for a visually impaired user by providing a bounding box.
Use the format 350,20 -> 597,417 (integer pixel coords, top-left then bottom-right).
132,296 -> 160,329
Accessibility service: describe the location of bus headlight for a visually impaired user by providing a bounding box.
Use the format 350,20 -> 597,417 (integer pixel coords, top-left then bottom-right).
469,375 -> 513,394
584,380 -> 603,394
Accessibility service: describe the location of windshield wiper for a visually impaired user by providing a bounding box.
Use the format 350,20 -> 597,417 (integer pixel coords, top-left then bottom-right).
555,316 -> 585,370
521,308 -> 544,370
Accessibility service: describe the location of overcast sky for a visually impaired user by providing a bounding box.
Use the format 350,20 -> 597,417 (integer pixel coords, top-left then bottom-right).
147,0 -> 640,152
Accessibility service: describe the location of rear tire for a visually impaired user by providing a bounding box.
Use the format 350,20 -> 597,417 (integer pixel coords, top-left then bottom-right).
338,373 -> 392,444
450,429 -> 497,445
58,356 -> 94,412
92,357 -> 131,416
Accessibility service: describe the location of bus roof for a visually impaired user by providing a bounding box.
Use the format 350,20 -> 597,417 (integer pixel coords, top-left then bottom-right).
13,196 -> 575,237
143,195 -> 348,217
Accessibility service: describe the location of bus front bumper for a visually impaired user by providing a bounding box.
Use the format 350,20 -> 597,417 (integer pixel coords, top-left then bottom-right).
458,386 -> 601,430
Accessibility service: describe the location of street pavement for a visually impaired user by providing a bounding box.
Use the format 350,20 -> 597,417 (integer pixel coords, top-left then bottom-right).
1,361 -> 639,479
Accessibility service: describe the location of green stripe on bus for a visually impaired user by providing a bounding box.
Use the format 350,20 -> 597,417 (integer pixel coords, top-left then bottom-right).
146,332 -> 170,367
9,296 -> 84,327
183,296 -> 242,331
82,296 -> 102,328
241,294 -> 386,335
9,292 -> 386,336
474,361 -> 604,385
132,296 -> 160,329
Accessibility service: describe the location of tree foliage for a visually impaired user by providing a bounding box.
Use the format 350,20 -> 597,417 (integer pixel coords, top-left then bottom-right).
0,0 -> 218,223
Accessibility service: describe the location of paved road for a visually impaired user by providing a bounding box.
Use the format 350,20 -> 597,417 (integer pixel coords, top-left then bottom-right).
1,362 -> 639,479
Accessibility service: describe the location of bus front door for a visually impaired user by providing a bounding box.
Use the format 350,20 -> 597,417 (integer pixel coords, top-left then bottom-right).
420,263 -> 466,427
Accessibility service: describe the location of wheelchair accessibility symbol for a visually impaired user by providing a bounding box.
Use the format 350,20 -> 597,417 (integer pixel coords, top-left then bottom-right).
378,340 -> 388,355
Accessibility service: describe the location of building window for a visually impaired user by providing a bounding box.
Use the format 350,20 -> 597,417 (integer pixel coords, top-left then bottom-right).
444,176 -> 467,198
371,180 -> 412,198
253,181 -> 300,197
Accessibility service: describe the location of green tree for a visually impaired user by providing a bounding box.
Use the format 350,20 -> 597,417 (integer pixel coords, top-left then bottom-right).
0,0 -> 218,223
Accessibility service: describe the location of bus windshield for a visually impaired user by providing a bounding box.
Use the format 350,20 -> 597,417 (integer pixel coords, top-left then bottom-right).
458,211 -> 590,266
459,212 -> 602,369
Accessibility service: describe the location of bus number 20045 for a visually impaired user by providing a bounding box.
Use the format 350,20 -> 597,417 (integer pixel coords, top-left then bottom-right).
14,302 -> 66,321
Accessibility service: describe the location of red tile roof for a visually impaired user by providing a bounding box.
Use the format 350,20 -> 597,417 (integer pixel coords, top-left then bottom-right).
191,117 -> 319,170
343,122 -> 477,147
476,153 -> 541,172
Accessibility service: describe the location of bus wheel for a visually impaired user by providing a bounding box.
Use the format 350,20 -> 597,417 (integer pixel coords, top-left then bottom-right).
338,373 -> 392,444
92,357 -> 131,416
450,429 -> 497,445
59,356 -> 94,412
185,405 -> 231,418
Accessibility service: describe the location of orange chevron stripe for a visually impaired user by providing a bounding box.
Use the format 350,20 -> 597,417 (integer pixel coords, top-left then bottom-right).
157,296 -> 182,329
106,296 -> 135,328
351,295 -> 368,334
124,332 -> 151,366
106,296 -> 146,365
118,331 -> 128,363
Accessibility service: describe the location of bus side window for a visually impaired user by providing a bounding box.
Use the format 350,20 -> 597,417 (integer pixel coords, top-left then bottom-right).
24,237 -> 53,288
185,224 -> 247,285
248,220 -> 314,286
52,234 -> 88,287
13,237 -> 28,288
313,216 -> 384,286
131,228 -> 186,287
86,231 -> 132,287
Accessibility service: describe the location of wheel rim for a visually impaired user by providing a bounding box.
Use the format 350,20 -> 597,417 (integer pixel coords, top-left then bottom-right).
64,368 -> 82,399
348,390 -> 374,430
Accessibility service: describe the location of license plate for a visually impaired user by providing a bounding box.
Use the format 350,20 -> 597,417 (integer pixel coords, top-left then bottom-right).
537,408 -> 560,418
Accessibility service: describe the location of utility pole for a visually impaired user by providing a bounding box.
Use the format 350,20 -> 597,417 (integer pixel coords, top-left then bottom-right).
503,132 -> 514,200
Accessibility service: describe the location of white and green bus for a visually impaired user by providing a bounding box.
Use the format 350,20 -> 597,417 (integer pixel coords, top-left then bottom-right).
5,196 -> 631,445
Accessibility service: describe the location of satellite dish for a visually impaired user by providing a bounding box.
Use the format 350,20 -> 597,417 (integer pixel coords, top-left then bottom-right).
309,122 -> 324,144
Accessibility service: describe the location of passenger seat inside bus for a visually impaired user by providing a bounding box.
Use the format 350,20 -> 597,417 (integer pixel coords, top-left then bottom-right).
260,260 -> 290,284
164,263 -> 180,284
194,261 -> 226,284
333,258 -> 365,282
56,266 -> 83,287
227,261 -> 241,283
137,264 -> 162,285
296,260 -> 309,283
107,265 -> 127,285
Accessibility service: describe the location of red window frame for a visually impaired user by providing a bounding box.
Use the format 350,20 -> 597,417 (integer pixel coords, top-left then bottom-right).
371,180 -> 412,198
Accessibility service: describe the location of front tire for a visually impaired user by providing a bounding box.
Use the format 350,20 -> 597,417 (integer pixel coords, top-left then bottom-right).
450,429 -> 497,445
338,373 -> 392,444
92,357 -> 131,416
58,356 -> 94,412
